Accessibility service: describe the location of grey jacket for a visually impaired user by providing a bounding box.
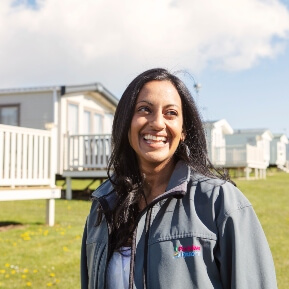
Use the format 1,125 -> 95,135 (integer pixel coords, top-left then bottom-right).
81,161 -> 278,289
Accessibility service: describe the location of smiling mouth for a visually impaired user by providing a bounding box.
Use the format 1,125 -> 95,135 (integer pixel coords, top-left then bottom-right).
143,134 -> 168,144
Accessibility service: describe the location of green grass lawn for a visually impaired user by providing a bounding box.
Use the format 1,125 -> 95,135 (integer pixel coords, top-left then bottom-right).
0,171 -> 288,288
0,200 -> 91,288
235,171 -> 289,289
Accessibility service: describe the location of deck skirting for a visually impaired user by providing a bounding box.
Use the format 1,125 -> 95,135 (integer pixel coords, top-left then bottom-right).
0,187 -> 61,226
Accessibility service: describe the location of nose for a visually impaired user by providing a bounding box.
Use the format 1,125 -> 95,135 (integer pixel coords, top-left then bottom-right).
150,110 -> 165,130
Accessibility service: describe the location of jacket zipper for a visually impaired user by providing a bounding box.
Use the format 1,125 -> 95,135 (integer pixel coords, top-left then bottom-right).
129,228 -> 137,289
143,207 -> 152,289
128,190 -> 186,289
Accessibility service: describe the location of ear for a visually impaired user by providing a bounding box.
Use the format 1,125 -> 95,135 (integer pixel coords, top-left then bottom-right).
180,131 -> 186,142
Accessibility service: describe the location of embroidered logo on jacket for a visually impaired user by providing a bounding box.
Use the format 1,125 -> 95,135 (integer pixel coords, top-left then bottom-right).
173,245 -> 201,258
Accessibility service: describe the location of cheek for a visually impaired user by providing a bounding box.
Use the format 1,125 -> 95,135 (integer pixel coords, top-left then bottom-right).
128,117 -> 137,145
129,117 -> 146,139
128,123 -> 139,148
128,128 -> 131,145
171,122 -> 184,138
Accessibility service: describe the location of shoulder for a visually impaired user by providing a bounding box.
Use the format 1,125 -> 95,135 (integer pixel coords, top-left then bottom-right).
85,179 -> 117,230
90,178 -> 118,213
189,172 -> 252,226
91,179 -> 115,198
190,172 -> 250,204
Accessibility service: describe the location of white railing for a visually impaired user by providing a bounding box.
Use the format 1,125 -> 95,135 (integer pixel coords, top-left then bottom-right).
217,145 -> 246,167
212,146 -> 226,166
0,124 -> 56,187
246,144 -> 266,168
223,144 -> 267,169
66,133 -> 112,171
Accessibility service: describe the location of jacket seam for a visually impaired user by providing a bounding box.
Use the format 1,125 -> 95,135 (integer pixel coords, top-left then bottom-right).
91,241 -> 102,289
217,203 -> 252,228
149,232 -> 217,245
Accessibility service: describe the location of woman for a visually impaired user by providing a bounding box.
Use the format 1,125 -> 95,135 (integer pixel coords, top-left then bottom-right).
81,68 -> 277,289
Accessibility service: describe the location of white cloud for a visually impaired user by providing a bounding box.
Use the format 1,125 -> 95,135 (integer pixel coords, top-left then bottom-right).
0,0 -> 288,92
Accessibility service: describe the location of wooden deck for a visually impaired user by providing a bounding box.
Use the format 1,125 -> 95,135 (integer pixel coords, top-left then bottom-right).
0,124 -> 60,226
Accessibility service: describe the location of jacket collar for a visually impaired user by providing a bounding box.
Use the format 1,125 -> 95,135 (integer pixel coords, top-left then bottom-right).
91,160 -> 191,212
165,160 -> 190,196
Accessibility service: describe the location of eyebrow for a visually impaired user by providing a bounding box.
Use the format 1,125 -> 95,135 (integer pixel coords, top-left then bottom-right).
136,100 -> 181,109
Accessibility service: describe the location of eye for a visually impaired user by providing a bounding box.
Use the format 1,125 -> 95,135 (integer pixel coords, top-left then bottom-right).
166,110 -> 178,117
137,106 -> 151,113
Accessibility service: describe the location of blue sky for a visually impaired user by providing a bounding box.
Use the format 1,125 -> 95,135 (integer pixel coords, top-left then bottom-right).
0,0 -> 289,135
197,43 -> 289,134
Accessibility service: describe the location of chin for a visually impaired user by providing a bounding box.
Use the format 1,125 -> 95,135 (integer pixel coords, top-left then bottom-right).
144,155 -> 175,166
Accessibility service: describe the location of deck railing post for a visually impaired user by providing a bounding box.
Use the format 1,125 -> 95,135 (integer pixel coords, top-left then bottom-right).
66,131 -> 70,170
45,123 -> 57,188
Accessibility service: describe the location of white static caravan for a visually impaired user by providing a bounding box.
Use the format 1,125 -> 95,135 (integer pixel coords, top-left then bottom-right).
203,119 -> 233,166
0,83 -> 119,199
270,134 -> 289,171
225,129 -> 273,179
286,143 -> 289,171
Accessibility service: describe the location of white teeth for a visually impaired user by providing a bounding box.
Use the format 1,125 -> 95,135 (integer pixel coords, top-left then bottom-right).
144,134 -> 167,142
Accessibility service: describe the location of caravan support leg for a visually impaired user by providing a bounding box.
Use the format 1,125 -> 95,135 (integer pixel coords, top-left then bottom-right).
255,168 -> 259,179
245,167 -> 250,180
66,177 -> 72,200
263,169 -> 267,179
46,199 -> 55,226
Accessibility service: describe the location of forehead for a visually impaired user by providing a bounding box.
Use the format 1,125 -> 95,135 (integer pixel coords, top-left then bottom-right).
137,80 -> 182,105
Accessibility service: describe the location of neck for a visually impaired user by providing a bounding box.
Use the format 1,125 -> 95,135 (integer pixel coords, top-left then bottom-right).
138,158 -> 176,209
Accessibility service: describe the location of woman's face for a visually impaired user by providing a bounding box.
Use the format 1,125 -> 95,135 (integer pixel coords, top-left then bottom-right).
128,80 -> 184,169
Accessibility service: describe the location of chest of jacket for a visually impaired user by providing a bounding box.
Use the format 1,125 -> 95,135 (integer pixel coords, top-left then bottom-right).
85,187 -> 224,289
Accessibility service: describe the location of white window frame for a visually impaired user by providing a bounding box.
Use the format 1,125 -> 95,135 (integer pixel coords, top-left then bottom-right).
0,104 -> 20,126
83,107 -> 104,134
67,101 -> 79,134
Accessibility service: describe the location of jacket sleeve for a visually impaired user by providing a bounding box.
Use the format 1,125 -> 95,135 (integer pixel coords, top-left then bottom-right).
215,185 -> 278,289
80,219 -> 88,289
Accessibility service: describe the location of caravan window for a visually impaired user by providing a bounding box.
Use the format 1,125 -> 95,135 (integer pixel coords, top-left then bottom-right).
83,109 -> 104,134
104,113 -> 114,134
93,113 -> 103,134
84,110 -> 91,134
0,104 -> 19,126
68,103 -> 79,134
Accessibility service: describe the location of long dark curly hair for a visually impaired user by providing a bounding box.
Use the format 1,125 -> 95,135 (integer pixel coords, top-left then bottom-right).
102,68 -> 231,250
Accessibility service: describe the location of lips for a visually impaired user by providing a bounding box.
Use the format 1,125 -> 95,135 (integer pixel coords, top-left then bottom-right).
143,134 -> 167,143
